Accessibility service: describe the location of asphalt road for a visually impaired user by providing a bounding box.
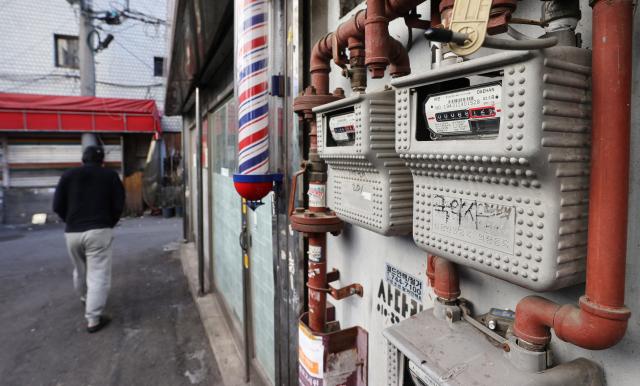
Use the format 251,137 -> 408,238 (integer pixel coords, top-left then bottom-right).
0,216 -> 223,386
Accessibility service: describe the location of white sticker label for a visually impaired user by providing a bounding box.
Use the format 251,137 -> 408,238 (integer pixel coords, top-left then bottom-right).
386,263 -> 424,302
309,245 -> 322,262
308,184 -> 326,208
221,167 -> 229,177
253,211 -> 258,230
299,325 -> 324,386
424,84 -> 502,135
328,113 -> 355,142
361,191 -> 372,201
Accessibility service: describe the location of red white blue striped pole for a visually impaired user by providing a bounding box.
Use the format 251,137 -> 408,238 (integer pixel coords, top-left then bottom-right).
237,0 -> 269,175
233,0 -> 281,210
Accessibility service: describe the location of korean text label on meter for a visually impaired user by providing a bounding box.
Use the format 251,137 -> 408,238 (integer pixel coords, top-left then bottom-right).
329,113 -> 356,142
424,83 -> 502,135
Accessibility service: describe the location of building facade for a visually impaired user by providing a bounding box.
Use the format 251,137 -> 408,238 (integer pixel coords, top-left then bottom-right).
0,0 -> 181,223
167,0 -> 640,385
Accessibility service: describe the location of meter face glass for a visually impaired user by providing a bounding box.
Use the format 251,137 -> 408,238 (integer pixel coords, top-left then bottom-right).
328,112 -> 356,146
423,82 -> 501,140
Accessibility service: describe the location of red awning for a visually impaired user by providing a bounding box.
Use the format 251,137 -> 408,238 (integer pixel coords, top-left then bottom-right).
0,93 -> 162,133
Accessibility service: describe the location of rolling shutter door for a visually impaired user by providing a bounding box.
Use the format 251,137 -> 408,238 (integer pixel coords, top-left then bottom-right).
8,135 -> 122,188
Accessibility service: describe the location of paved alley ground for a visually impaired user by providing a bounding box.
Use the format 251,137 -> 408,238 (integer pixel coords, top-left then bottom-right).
0,216 -> 223,386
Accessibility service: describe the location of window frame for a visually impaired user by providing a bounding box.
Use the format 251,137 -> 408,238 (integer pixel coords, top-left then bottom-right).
153,57 -> 164,77
54,34 -> 80,69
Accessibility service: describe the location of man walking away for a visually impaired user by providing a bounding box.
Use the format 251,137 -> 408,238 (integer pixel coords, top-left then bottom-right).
53,145 -> 125,333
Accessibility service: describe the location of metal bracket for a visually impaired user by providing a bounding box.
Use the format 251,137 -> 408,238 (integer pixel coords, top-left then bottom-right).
326,269 -> 362,299
307,269 -> 363,300
327,268 -> 340,283
329,283 -> 363,300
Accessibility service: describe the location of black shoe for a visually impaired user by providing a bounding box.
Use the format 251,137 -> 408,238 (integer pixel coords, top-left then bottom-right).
87,316 -> 111,333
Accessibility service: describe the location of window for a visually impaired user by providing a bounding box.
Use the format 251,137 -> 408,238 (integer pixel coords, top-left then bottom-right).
154,57 -> 164,77
54,35 -> 79,69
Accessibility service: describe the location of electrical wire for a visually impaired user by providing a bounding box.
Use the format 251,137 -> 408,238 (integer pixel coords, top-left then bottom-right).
112,39 -> 155,71
0,73 -> 162,93
507,26 -> 534,41
483,36 -> 558,50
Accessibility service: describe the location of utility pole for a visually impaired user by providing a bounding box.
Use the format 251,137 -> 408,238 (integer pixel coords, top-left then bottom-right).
79,0 -> 99,149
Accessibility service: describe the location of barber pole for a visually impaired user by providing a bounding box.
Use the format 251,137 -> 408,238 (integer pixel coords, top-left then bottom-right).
233,0 -> 281,210
237,0 -> 269,175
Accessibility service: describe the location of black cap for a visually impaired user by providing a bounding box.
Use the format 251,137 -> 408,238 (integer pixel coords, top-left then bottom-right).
82,146 -> 105,163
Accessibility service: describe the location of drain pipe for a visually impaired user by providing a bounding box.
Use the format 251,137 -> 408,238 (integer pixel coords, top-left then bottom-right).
513,0 -> 633,350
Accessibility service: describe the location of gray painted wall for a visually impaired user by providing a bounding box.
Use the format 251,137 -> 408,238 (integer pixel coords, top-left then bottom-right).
320,1 -> 640,384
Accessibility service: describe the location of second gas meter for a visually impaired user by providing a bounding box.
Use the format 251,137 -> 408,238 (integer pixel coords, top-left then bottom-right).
313,90 -> 413,236
390,47 -> 592,292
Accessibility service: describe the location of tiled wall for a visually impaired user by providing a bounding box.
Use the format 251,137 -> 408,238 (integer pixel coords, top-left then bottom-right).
0,0 -> 169,111
250,193 -> 275,384
213,173 -> 244,327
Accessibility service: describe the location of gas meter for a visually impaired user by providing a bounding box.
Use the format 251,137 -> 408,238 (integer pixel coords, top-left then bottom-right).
313,90 -> 413,236
391,47 -> 592,291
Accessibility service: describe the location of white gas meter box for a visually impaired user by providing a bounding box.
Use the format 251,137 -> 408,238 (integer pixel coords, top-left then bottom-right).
313,90 -> 413,236
390,48 -> 592,292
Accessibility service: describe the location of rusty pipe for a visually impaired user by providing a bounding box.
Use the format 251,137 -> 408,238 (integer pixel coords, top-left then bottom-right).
585,0 -> 633,310
433,256 -> 460,300
514,296 -> 630,350
310,0 -> 423,92
308,233 -> 328,333
365,0 -> 391,78
514,0 -> 633,350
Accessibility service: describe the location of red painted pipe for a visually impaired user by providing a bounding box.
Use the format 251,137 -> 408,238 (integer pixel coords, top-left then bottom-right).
308,233 -> 327,333
426,254 -> 437,287
433,256 -> 460,300
585,0 -> 633,310
514,0 -> 633,350
310,0 -> 423,92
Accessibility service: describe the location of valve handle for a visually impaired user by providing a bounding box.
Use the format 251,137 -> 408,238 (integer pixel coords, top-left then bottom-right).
424,28 -> 470,45
239,226 -> 248,252
448,0 -> 492,56
288,163 -> 307,216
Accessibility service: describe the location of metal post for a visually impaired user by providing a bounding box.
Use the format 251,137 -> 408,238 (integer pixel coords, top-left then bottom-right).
79,0 -> 98,150
196,87 -> 205,295
79,0 -> 95,97
1,134 -> 9,189
182,119 -> 188,240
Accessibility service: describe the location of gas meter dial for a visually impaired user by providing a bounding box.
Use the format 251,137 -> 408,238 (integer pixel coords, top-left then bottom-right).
313,90 -> 413,236
391,48 -> 592,291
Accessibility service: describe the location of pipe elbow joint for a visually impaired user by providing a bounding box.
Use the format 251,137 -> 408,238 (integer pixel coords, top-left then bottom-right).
388,37 -> 411,77
513,296 -> 560,345
514,295 -> 631,350
554,297 -> 631,350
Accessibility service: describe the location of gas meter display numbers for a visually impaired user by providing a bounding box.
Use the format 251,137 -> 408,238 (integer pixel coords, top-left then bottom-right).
423,82 -> 502,137
328,112 -> 356,145
435,109 -> 469,122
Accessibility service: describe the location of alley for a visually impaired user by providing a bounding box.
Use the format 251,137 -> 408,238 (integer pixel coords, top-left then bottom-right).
0,217 -> 223,386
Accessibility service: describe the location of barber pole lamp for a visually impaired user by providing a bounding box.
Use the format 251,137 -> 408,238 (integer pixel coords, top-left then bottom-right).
233,0 -> 281,210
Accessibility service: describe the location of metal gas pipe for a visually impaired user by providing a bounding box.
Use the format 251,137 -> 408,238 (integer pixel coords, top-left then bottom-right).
513,0 -> 633,351
426,254 -> 461,301
292,0 -> 429,334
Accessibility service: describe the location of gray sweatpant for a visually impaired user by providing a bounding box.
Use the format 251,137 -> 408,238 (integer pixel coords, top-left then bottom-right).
65,228 -> 114,325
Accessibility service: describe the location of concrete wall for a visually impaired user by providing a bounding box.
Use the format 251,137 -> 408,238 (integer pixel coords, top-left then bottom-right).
321,1 -> 640,385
